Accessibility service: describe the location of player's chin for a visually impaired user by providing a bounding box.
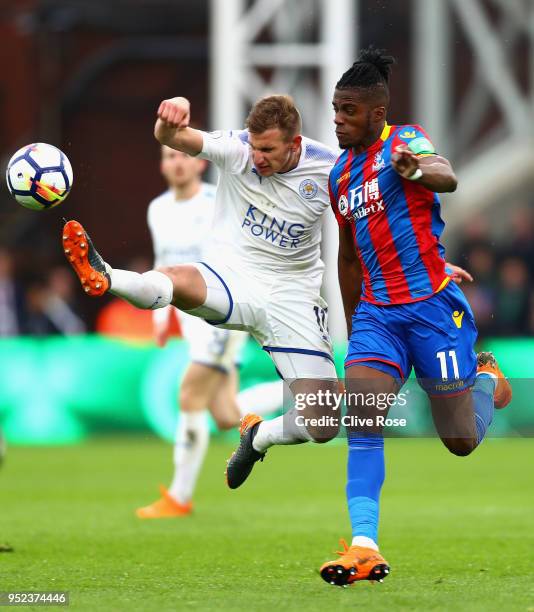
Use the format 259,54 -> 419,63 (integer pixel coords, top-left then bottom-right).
336,137 -> 351,150
257,167 -> 274,177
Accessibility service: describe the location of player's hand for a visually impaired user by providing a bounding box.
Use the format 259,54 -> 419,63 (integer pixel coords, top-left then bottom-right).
157,97 -> 190,128
446,262 -> 474,284
391,145 -> 419,179
154,97 -> 191,145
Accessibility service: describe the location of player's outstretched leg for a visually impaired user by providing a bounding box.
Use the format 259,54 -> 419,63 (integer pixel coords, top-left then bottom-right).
62,220 -> 212,313
320,539 -> 390,586
225,414 -> 266,489
62,220 -> 110,296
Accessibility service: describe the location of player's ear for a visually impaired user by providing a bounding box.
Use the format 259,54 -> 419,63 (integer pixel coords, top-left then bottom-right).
291,134 -> 302,151
372,106 -> 386,123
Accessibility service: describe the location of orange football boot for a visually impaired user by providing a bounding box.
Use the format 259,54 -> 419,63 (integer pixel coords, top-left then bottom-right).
136,486 -> 193,519
476,352 -> 512,409
225,414 -> 265,489
320,539 -> 390,586
62,220 -> 110,297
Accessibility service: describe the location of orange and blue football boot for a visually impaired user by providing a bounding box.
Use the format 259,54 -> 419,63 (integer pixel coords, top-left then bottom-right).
476,352 -> 512,409
320,539 -> 390,586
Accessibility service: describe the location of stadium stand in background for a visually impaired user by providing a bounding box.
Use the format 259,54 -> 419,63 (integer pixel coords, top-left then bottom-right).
0,0 -> 532,341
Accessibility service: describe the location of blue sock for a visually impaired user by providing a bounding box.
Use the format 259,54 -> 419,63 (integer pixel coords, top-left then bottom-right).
346,433 -> 385,543
472,374 -> 496,444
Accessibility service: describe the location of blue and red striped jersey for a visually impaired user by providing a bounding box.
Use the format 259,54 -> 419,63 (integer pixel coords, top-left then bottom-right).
329,122 -> 450,306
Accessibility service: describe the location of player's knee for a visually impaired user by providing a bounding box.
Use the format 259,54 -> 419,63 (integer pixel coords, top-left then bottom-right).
179,386 -> 197,412
212,414 -> 238,431
442,437 -> 477,457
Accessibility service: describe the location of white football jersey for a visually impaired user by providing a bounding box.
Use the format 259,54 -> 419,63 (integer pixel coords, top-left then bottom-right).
147,183 -> 217,267
197,130 -> 338,283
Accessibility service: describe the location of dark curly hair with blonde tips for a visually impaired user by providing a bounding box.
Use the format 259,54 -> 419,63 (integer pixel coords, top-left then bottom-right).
336,46 -> 396,105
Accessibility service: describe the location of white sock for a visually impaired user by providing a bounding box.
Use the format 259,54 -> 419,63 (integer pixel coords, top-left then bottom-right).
108,268 -> 174,310
168,411 -> 209,504
252,408 -> 313,453
237,380 -> 284,417
352,536 -> 379,551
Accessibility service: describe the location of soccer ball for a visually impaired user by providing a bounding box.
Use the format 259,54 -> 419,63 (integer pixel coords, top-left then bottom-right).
6,143 -> 73,210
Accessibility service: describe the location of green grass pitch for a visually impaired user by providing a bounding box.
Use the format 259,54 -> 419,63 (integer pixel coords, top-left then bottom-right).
1,437 -> 533,611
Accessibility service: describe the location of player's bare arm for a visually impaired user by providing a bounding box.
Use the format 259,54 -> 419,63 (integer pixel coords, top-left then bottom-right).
154,97 -> 204,156
338,223 -> 362,335
391,145 -> 457,193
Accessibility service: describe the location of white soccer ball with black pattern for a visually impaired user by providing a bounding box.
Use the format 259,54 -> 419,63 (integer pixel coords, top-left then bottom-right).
6,143 -> 73,210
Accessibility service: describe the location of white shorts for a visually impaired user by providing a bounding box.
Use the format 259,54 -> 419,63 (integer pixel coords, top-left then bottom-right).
189,260 -> 336,380
175,309 -> 246,373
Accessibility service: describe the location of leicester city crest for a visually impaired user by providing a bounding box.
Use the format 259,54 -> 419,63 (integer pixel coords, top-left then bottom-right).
299,179 -> 319,199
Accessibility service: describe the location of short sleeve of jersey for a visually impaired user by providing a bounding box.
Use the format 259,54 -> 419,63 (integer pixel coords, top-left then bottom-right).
396,124 -> 436,156
198,130 -> 249,173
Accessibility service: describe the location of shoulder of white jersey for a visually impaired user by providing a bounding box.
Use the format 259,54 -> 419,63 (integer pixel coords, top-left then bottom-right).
228,129 -> 250,145
302,137 -> 339,166
205,128 -> 249,145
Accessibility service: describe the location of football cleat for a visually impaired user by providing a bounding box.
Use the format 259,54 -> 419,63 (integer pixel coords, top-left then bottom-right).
62,219 -> 110,297
476,351 -> 512,409
136,486 -> 193,519
225,414 -> 265,489
320,540 -> 390,586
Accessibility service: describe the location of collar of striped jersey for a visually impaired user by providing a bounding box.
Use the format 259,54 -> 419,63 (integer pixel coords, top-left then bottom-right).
380,121 -> 392,141
360,121 -> 392,155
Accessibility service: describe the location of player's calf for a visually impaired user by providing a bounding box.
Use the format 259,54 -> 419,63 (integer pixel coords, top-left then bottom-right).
291,379 -> 340,443
156,265 -> 209,311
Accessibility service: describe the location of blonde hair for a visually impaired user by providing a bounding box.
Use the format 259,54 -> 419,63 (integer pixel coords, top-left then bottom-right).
246,95 -> 302,140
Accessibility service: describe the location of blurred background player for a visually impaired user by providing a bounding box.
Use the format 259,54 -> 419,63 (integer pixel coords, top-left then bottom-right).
136,145 -> 282,519
321,47 -> 512,586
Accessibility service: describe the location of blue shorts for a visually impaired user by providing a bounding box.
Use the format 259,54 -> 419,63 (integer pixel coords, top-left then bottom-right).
345,282 -> 478,396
